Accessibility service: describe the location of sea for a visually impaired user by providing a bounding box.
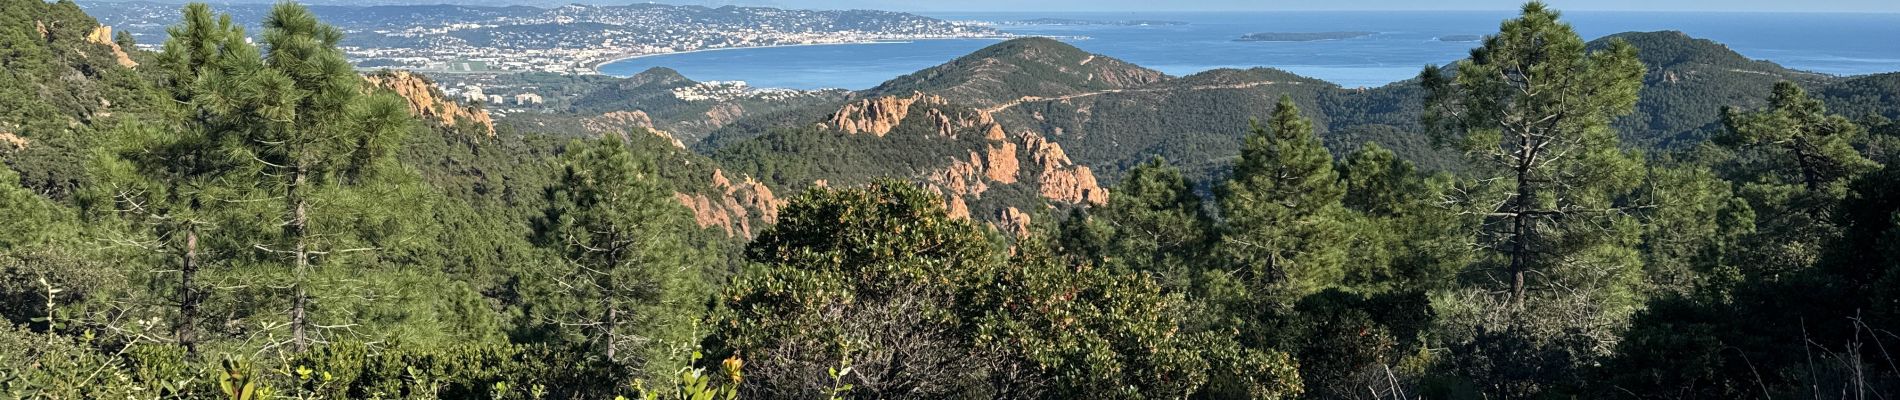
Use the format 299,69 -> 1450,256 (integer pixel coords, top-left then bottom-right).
595,11 -> 1900,90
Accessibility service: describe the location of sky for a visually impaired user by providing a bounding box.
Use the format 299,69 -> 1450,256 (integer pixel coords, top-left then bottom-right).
671,0 -> 1900,13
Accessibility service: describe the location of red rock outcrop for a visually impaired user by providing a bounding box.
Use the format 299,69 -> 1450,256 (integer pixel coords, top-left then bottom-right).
704,103 -> 746,128
948,196 -> 972,220
0,131 -> 27,150
85,26 -> 137,68
362,70 -> 495,136
825,92 -> 948,136
826,92 -> 1011,141
926,151 -> 991,198
998,207 -> 1033,238
918,128 -> 1104,234
582,110 -> 685,148
921,184 -> 973,220
675,169 -> 783,238
1023,133 -> 1107,205
983,141 -> 1019,183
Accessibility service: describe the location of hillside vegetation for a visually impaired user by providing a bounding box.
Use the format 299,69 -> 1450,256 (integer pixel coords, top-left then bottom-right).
3,1 -> 1900,399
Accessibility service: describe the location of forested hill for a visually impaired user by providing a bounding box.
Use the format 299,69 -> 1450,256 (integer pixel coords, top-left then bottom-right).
694,30 -> 1893,188
0,0 -> 161,198
677,30 -> 1900,227
863,37 -> 1168,106
559,66 -> 849,145
1594,30 -> 1835,146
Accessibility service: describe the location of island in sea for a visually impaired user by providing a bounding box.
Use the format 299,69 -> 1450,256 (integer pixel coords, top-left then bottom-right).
1436,34 -> 1484,42
1001,18 -> 1189,26
1236,31 -> 1378,42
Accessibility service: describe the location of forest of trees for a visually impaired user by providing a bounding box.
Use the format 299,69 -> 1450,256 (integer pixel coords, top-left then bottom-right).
3,1 -> 1899,399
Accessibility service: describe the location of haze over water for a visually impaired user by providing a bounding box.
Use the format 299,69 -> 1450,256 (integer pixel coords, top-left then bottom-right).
597,11 -> 1900,90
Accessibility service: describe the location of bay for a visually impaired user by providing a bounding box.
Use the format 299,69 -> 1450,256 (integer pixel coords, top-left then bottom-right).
596,11 -> 1900,90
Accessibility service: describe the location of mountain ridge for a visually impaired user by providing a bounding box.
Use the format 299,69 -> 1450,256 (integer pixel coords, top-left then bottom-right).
864,37 -> 1167,107
697,30 -> 1895,191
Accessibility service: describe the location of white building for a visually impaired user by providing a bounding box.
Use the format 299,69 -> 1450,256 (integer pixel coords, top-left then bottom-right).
461,85 -> 487,103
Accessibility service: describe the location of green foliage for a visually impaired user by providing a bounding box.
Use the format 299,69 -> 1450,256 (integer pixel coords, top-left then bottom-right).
1720,81 -> 1881,195
1635,157 -> 1754,296
538,136 -> 707,372
712,180 -> 1002,397
0,0 -> 163,198
8,1 -> 1900,398
1337,143 -> 1470,294
1214,96 -> 1350,325
0,325 -> 154,399
630,350 -> 743,400
1058,156 -> 1214,291
217,357 -> 269,400
0,163 -> 73,250
1419,2 -> 1652,396
713,181 -> 1299,398
1596,31 -> 1828,147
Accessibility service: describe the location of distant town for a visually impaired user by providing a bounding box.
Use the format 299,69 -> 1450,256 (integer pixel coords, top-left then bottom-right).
85,1 -> 1010,75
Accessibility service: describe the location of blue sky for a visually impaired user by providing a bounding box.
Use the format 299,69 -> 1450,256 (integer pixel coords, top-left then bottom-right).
678,0 -> 1900,13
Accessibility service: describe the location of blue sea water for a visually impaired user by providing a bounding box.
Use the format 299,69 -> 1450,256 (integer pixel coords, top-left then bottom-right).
596,11 -> 1900,90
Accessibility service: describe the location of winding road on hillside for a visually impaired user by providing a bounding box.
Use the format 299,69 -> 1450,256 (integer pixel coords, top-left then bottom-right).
980,80 -> 1294,114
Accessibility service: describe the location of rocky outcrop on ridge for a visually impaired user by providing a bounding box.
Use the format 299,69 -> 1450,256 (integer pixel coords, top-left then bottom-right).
363,70 -> 495,136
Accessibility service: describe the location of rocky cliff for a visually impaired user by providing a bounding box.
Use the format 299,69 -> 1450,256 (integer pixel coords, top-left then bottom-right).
85,26 -> 136,68
825,92 -> 947,136
583,110 -> 686,148
998,207 -> 1033,238
910,128 -> 1103,242
675,169 -> 782,238
826,91 -> 1011,140
820,89 -> 1107,226
1023,132 -> 1106,205
363,70 -> 495,136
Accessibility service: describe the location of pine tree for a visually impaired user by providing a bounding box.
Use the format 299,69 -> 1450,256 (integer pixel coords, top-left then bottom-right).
1419,3 -> 1649,395
1420,1 -> 1647,309
540,136 -> 699,368
181,2 -> 412,351
1714,81 -> 1884,289
1059,156 -> 1214,292
1216,96 -> 1348,305
0,163 -> 70,251
83,2 -> 254,352
1719,81 -> 1881,201
1338,143 -> 1469,293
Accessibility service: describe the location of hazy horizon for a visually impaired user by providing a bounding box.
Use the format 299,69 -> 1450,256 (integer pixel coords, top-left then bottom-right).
78,0 -> 1900,13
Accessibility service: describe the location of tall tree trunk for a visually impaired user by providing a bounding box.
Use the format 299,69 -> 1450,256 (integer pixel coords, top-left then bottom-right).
290,159 -> 310,352
1791,135 -> 1822,192
178,227 -> 200,352
604,231 -> 621,363
1508,126 -> 1538,310
606,304 -> 619,362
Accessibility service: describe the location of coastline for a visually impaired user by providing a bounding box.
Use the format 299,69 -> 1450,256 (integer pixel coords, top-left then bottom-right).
583,35 -> 1072,75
